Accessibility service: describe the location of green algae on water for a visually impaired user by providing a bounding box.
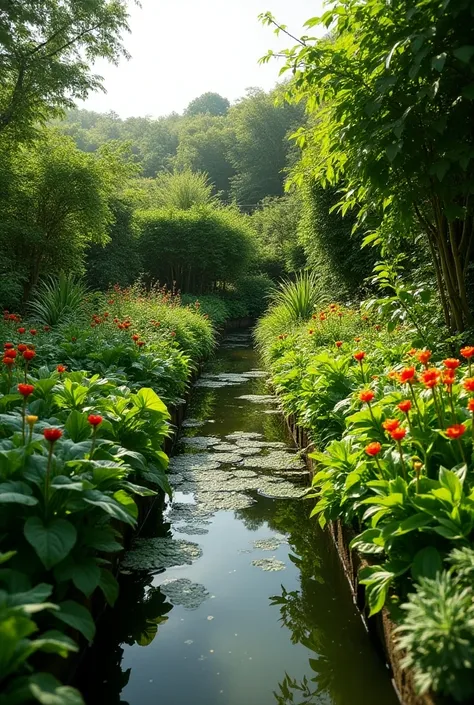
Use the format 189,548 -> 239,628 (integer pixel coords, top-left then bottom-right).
160,578 -> 210,610
121,537 -> 203,571
251,557 -> 286,572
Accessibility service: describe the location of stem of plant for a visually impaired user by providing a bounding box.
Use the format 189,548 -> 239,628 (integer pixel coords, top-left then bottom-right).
397,440 -> 407,480
457,438 -> 467,465
359,359 -> 366,384
432,387 -> 445,428
408,382 -> 422,424
90,427 -> 97,458
374,455 -> 385,479
45,442 -> 54,505
22,399 -> 26,445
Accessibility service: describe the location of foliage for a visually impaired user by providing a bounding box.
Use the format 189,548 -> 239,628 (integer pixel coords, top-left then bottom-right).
85,198 -> 142,290
184,92 -> 230,117
298,182 -> 375,300
396,557 -> 474,702
135,206 -> 254,293
0,129 -> 133,304
261,1 -> 474,332
226,88 -> 305,205
150,170 -> 217,210
28,273 -> 89,327
173,114 -> 235,197
251,193 -> 306,279
0,0 -> 134,138
270,271 -> 325,322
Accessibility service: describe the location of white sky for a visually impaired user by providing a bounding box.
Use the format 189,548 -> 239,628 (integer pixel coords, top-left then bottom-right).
82,0 -> 324,118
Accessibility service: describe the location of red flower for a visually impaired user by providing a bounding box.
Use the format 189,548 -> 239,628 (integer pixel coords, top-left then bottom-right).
443,358 -> 460,370
170,331 -> 176,337
359,389 -> 375,403
319,313 -> 326,321
137,340 -> 145,347
365,442 -> 382,457
374,324 -> 381,331
88,414 -> 103,427
17,327 -> 26,334
335,341 -> 343,348
56,364 -> 67,373
408,348 -> 417,357
18,383 -> 34,397
443,370 -> 456,387
2,356 -> 14,366
468,399 -> 474,413
43,428 -> 62,443
71,337 -> 76,342
3,342 -> 14,349
420,368 -> 441,388
132,334 -> 140,341
17,343 -> 27,352
464,378 -> 474,392
461,346 -> 474,359
43,325 -> 50,332
416,350 -> 432,365
4,349 -> 16,359
446,424 -> 466,440
382,419 -> 400,432
29,329 -> 37,336
390,427 -> 407,441
354,351 -> 366,362
397,400 -> 411,413
23,349 -> 36,361
398,367 -> 416,384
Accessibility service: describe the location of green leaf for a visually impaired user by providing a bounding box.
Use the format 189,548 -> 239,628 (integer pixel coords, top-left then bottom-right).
54,600 -> 95,642
411,546 -> 443,580
453,45 -> 474,63
386,142 -> 401,162
439,466 -> 462,502
34,630 -> 79,657
431,53 -> 446,72
98,569 -> 119,607
65,411 -> 92,443
0,550 -> 17,565
24,517 -> 77,570
350,528 -> 384,554
132,388 -> 168,416
55,558 -> 101,597
82,490 -> 137,525
29,672 -> 85,705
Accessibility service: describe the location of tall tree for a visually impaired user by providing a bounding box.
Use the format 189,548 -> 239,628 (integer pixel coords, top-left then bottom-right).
185,92 -> 230,117
226,88 -> 304,206
0,0 -> 134,137
261,1 -> 474,332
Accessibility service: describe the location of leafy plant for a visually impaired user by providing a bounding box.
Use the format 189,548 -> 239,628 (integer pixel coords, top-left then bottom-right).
29,273 -> 88,326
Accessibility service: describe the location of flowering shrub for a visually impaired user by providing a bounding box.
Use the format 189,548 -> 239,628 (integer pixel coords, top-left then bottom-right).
258,302 -> 474,701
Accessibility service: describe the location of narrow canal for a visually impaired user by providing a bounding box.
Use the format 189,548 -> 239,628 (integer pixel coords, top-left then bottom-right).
79,331 -> 398,705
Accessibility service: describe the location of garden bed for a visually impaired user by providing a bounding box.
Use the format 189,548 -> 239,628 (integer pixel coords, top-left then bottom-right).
285,415 -> 440,705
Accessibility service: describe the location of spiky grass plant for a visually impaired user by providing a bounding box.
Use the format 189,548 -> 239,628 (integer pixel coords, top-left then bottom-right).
28,273 -> 89,326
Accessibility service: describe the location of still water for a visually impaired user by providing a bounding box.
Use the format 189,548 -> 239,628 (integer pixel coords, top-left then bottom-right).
78,332 -> 398,705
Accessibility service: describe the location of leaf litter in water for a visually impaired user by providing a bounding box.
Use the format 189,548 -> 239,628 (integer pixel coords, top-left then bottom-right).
160,578 -> 210,610
121,537 -> 202,571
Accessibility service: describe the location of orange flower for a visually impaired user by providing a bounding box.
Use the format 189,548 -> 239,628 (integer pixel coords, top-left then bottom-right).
390,427 -> 407,441
354,351 -> 366,362
464,378 -> 474,392
468,399 -> 474,413
416,350 -> 432,365
443,358 -> 461,370
335,341 -> 343,348
398,367 -> 416,384
446,424 -> 466,440
408,348 -> 418,357
132,334 -> 140,341
460,346 -> 474,359
359,389 -> 375,403
382,419 -> 400,432
365,442 -> 382,457
354,337 -> 361,343
397,400 -> 412,413
319,313 -> 327,321
420,368 -> 441,388
388,370 -> 398,380
442,370 -> 456,387
56,364 -> 67,374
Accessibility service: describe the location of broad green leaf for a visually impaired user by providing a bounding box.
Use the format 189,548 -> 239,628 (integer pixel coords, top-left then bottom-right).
98,569 -> 119,607
24,517 -> 77,570
82,490 -> 136,525
411,546 -> 443,580
29,672 -> 85,705
65,411 -> 92,443
54,600 -> 95,642
453,45 -> 474,63
132,388 -> 168,416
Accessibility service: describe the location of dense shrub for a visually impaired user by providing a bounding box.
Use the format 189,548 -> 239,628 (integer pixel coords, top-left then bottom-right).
135,206 -> 254,292
85,198 -> 142,289
298,183 -> 375,301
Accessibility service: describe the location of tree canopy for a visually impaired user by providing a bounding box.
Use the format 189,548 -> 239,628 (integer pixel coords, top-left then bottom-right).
185,92 -> 230,117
